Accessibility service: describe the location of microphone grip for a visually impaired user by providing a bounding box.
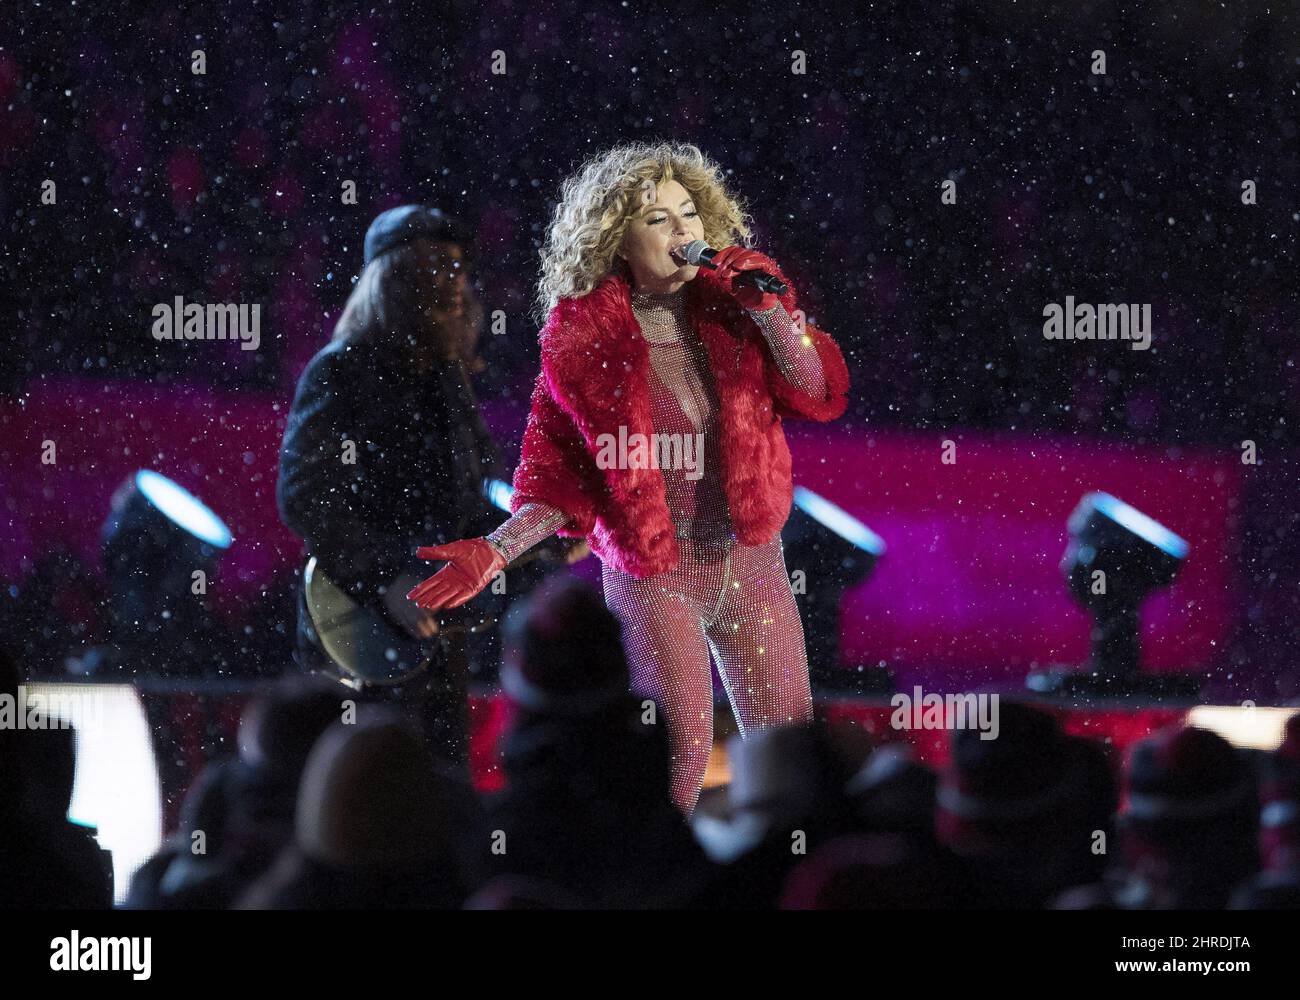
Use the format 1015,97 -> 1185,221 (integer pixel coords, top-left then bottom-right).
737,270 -> 788,297
687,243 -> 788,295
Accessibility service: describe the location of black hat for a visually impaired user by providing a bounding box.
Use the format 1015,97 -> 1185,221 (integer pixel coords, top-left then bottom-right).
1123,724 -> 1253,822
499,575 -> 629,714
363,204 -> 474,267
936,701 -> 1078,829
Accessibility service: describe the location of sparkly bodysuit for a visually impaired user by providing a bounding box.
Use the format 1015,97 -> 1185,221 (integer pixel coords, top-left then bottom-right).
486,286 -> 826,814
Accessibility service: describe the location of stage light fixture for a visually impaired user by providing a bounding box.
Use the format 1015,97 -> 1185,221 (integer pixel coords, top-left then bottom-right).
1028,491 -> 1198,698
783,486 -> 889,694
484,477 -> 513,513
97,470 -> 233,671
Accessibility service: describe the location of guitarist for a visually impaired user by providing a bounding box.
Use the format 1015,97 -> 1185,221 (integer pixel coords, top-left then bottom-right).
276,205 -> 585,770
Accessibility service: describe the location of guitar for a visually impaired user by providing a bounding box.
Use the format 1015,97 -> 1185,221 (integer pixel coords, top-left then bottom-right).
302,543 -> 556,690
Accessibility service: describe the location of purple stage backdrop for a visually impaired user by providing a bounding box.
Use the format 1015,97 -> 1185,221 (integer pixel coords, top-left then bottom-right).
784,423 -> 1241,689
2,377 -> 1241,689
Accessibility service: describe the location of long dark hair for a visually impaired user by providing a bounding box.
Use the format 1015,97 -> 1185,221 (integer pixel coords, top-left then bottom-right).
331,240 -> 485,368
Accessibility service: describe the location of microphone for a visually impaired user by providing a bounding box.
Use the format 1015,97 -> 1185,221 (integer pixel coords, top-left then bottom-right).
675,239 -> 788,296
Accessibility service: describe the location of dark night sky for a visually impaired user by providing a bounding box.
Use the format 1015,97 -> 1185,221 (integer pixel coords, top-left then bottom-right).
2,0 -> 1295,446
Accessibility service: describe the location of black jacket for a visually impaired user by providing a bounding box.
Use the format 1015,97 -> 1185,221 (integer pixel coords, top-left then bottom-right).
277,337 -> 505,607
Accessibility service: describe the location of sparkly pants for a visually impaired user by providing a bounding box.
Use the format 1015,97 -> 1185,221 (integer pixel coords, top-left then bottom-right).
601,534 -> 814,816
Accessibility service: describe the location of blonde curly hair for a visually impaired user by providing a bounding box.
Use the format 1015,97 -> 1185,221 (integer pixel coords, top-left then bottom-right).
533,141 -> 755,324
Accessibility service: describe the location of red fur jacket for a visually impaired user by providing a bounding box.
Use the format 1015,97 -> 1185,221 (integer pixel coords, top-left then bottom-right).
510,259 -> 850,578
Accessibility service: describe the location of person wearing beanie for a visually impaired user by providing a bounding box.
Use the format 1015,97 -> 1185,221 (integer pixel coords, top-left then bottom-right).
127,675 -> 357,910
496,573 -> 631,717
685,721 -> 867,909
276,204 -> 585,770
935,700 -> 1110,908
1116,723 -> 1259,909
0,647 -> 114,910
127,757 -> 242,909
482,575 -> 716,908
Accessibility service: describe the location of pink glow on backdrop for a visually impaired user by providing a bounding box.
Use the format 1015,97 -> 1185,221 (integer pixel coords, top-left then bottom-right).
1,385 -> 1240,677
0,380 -> 300,624
784,422 -> 1241,686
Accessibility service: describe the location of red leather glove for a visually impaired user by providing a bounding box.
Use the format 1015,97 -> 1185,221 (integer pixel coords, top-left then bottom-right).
406,538 -> 507,611
707,246 -> 783,312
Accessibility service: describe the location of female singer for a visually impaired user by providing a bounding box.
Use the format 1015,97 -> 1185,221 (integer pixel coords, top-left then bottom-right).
408,142 -> 850,814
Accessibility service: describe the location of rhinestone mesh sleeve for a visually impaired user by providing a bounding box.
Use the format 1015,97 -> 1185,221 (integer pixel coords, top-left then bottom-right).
484,502 -> 571,563
746,301 -> 827,398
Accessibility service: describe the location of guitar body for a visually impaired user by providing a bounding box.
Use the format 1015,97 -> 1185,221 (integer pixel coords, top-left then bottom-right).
303,557 -> 436,687
302,545 -> 553,690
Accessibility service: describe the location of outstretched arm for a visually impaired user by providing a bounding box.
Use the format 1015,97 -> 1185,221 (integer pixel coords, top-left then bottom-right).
509,371 -> 605,534
484,502 -> 572,564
